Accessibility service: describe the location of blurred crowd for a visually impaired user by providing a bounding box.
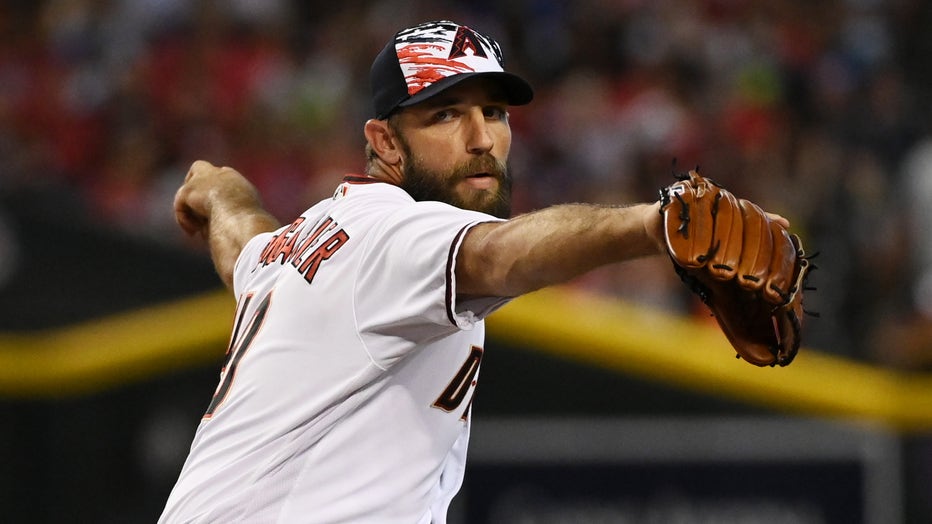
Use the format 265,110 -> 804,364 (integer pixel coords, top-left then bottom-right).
2,0 -> 932,366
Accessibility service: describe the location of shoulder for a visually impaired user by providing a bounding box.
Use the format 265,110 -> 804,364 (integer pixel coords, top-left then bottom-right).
333,177 -> 495,226
334,176 -> 409,203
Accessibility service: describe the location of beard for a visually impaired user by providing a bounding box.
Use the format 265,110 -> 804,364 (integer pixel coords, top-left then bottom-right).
400,152 -> 513,219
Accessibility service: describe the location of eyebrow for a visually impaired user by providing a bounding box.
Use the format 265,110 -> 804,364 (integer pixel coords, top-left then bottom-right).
421,90 -> 508,109
420,94 -> 464,108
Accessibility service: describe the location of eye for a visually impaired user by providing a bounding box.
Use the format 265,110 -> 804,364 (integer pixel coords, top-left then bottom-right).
432,109 -> 458,123
483,106 -> 508,121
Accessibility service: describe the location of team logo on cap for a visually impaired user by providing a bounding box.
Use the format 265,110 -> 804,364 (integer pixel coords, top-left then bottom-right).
394,21 -> 505,96
449,26 -> 488,60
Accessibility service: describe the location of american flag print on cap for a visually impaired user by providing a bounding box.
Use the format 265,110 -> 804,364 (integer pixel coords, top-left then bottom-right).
394,21 -> 506,96
369,20 -> 532,119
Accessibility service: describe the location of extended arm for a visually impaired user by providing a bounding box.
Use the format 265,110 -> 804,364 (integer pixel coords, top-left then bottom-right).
456,202 -> 665,297
174,160 -> 280,289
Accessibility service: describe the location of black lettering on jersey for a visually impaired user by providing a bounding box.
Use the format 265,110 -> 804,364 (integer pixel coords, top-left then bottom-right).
289,217 -> 336,268
298,229 -> 349,284
204,291 -> 272,419
433,346 -> 483,414
256,215 -> 349,286
260,217 -> 305,266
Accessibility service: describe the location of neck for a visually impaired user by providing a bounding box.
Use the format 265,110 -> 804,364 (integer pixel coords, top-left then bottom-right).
367,158 -> 404,186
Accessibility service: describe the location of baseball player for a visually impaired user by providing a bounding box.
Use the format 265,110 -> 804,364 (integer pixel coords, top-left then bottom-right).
160,20 -> 795,523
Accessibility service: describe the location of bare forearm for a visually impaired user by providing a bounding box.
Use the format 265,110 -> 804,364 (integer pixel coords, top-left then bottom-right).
457,202 -> 664,297
174,161 -> 280,289
207,208 -> 279,288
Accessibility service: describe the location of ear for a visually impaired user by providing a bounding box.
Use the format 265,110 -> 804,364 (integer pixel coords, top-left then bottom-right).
364,119 -> 402,166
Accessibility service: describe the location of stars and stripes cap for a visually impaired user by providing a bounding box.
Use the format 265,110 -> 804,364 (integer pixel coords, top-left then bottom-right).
370,20 -> 534,119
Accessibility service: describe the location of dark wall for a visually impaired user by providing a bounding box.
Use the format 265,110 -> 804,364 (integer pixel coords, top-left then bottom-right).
0,188 -> 218,331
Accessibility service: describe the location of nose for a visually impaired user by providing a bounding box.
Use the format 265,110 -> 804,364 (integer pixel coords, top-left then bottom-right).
465,109 -> 494,155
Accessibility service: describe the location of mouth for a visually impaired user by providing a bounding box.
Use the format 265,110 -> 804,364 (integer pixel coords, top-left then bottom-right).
462,172 -> 498,190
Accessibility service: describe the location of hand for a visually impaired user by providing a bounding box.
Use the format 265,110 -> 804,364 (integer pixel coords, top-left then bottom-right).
173,160 -> 279,288
174,160 -> 263,239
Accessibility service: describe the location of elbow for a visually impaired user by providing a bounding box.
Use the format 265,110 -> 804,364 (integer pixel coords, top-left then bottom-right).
457,225 -> 518,297
460,234 -> 540,297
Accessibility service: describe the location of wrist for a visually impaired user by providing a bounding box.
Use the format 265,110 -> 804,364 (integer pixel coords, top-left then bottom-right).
643,201 -> 665,254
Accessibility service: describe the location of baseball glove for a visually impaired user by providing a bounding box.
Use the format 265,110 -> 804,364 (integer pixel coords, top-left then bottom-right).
659,169 -> 813,367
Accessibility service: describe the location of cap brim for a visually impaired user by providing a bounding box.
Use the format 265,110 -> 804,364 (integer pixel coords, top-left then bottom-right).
397,71 -> 533,110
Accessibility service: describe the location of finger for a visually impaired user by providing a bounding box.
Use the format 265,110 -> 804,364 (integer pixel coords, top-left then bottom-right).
175,204 -> 209,237
173,185 -> 206,236
175,209 -> 202,236
174,200 -> 201,236
766,212 -> 790,229
186,159 -> 218,183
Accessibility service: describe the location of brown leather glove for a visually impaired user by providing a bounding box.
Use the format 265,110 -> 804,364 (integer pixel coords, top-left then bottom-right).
659,170 -> 813,366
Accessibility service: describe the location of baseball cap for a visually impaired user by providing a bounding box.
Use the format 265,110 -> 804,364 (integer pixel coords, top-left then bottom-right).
370,20 -> 534,119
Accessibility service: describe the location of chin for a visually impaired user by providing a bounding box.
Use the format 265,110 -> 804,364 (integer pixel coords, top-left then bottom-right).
460,191 -> 511,218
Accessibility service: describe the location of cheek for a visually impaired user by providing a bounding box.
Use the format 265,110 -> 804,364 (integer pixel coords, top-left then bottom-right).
406,135 -> 457,168
490,124 -> 512,155
408,154 -> 449,180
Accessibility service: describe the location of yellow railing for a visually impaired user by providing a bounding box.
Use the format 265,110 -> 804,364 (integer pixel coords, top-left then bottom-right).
3,287 -> 932,433
0,291 -> 234,397
487,288 -> 932,433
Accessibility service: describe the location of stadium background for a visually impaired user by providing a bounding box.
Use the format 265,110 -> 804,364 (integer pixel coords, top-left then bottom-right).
2,0 -> 932,522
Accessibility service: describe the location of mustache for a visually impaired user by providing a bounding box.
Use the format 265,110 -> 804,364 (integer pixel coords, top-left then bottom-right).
451,154 -> 508,180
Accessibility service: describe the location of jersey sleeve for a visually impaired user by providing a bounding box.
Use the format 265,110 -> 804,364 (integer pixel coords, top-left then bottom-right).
447,222 -> 513,321
353,202 -> 510,351
231,230 -> 277,298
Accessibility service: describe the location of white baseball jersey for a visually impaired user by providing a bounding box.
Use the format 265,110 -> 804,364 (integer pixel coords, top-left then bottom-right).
159,176 -> 509,523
